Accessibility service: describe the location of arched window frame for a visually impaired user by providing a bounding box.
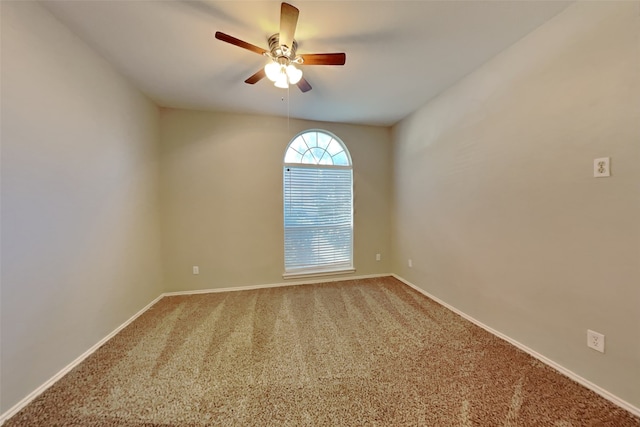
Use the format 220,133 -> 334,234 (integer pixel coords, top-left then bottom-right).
282,130 -> 354,278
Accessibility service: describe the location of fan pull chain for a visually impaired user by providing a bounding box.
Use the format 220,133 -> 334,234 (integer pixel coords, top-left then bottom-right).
287,84 -> 291,134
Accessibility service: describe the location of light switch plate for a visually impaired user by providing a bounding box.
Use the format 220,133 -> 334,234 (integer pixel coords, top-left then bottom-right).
594,157 -> 610,177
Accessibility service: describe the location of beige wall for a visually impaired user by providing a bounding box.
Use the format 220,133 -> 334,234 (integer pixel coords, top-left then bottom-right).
1,2 -> 164,412
392,1 -> 640,407
159,109 -> 392,291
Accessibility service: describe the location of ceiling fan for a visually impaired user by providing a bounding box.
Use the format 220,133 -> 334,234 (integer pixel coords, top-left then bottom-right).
215,2 -> 346,93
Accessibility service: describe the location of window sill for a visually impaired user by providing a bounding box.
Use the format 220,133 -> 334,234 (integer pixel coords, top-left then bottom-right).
282,267 -> 356,280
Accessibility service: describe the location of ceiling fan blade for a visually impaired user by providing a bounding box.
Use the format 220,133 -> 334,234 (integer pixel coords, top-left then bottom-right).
215,31 -> 267,55
279,3 -> 299,50
296,77 -> 312,93
300,53 -> 346,66
245,69 -> 266,85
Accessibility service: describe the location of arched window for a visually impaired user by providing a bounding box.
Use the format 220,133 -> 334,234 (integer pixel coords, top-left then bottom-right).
283,130 -> 354,277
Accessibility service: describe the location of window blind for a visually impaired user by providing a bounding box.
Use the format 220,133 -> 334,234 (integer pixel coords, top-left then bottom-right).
284,166 -> 353,273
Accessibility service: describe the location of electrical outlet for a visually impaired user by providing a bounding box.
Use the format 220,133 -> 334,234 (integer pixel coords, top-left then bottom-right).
587,329 -> 605,353
376,253 -> 381,261
192,266 -> 199,275
408,259 -> 413,268
593,157 -> 610,177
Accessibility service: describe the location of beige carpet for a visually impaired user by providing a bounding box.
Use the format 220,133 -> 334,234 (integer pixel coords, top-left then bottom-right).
5,277 -> 639,426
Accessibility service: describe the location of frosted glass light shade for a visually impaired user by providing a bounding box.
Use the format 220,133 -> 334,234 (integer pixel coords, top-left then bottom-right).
264,61 -> 281,82
274,73 -> 289,88
286,65 -> 302,84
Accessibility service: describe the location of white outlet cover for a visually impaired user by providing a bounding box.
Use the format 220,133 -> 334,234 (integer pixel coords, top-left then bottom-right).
587,329 -> 605,353
593,157 -> 610,177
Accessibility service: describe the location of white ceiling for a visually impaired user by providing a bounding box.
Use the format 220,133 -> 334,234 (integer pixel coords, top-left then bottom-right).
42,1 -> 571,126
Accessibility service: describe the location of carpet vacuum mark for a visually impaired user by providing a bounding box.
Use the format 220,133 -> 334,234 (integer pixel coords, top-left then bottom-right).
5,277 -> 639,426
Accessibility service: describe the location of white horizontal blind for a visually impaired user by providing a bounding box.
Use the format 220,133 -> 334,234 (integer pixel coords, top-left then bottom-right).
284,166 -> 353,273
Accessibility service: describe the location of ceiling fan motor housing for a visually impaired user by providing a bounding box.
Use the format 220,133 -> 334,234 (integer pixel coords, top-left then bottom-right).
267,33 -> 300,63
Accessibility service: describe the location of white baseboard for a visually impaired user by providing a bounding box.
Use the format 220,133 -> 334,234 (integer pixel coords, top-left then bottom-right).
162,273 -> 390,296
0,294 -> 164,425
392,274 -> 640,418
